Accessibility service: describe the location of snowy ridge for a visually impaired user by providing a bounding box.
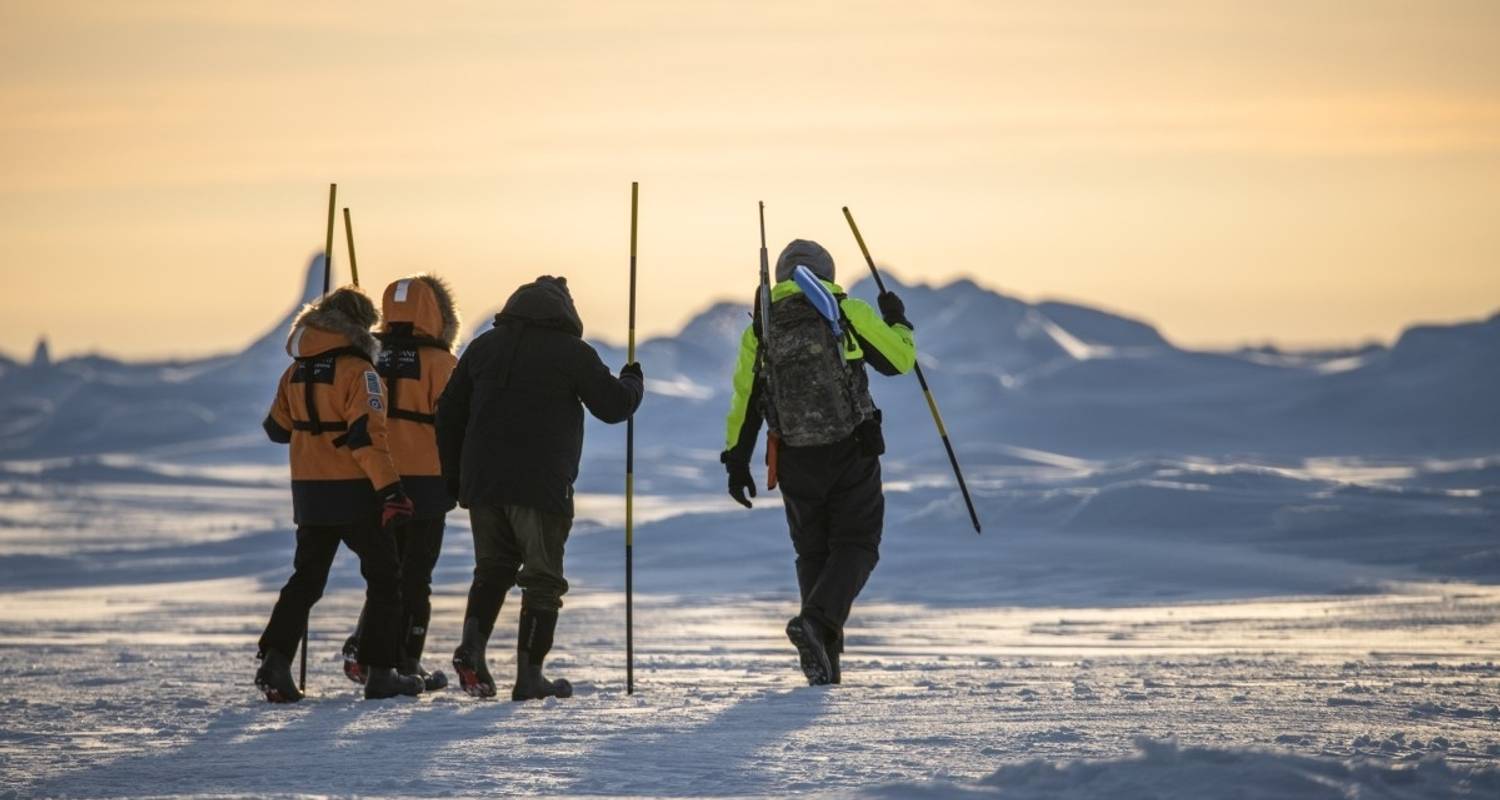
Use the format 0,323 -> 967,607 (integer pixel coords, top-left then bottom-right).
3,257 -> 1497,462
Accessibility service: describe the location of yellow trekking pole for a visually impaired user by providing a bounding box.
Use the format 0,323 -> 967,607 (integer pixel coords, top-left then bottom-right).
342,207 -> 360,287
321,184 -> 337,294
842,206 -> 982,534
625,181 -> 638,694
302,182 -> 339,692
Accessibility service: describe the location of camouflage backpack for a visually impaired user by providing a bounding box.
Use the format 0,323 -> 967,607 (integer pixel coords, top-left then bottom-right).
758,292 -> 875,447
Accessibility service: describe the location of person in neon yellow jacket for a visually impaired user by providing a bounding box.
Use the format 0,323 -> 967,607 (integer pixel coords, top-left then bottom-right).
720,239 -> 915,686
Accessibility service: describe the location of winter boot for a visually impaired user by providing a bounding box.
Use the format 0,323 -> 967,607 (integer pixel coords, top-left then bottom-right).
255,648 -> 304,703
826,628 -> 843,685
399,614 -> 446,691
452,617 -> 496,698
341,633 -> 366,685
364,666 -> 424,699
401,657 -> 449,692
511,657 -> 573,701
785,616 -> 833,686
511,607 -> 572,702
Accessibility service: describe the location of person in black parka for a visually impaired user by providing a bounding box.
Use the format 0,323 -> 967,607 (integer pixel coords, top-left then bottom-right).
437,275 -> 643,701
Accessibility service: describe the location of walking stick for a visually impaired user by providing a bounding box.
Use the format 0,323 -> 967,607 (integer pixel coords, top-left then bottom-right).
322,184 -> 337,295
342,207 -> 360,287
841,207 -> 982,534
626,182 -> 638,694
302,183 -> 339,691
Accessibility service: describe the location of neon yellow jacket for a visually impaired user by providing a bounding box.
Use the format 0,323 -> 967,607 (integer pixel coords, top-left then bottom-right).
722,279 -> 916,460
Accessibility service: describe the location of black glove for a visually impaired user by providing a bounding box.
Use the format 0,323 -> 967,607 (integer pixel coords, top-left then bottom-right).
723,454 -> 756,509
877,291 -> 912,329
378,482 -> 415,530
620,362 -> 643,382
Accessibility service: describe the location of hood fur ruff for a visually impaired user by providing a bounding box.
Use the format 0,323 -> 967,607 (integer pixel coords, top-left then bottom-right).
286,300 -> 380,360
383,273 -> 461,350
421,274 -> 461,348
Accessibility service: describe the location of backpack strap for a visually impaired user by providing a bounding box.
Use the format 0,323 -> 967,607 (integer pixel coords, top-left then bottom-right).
292,346 -> 372,439
376,342 -> 439,427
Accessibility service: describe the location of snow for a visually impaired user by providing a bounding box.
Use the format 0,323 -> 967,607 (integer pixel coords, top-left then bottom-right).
862,738 -> 1500,798
3,452 -> 1498,797
1,262 -> 1497,797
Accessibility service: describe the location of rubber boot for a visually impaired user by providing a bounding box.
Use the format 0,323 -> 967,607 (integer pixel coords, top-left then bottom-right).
255,648 -> 304,704
511,657 -> 573,702
401,657 -> 449,692
511,607 -> 572,702
341,633 -> 366,685
400,615 -> 446,691
341,608 -> 368,684
452,617 -> 496,698
364,666 -> 424,699
826,629 -> 842,685
785,616 -> 833,686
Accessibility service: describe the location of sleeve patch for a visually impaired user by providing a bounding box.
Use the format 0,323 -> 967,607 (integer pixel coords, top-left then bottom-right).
369,396 -> 384,411
364,370 -> 383,397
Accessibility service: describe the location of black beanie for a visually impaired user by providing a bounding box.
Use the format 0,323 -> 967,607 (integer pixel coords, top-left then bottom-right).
775,239 -> 835,283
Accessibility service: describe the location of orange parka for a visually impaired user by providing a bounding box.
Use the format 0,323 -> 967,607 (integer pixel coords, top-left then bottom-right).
376,275 -> 460,518
263,294 -> 401,526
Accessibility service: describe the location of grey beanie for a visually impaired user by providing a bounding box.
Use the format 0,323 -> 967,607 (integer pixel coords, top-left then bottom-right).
775,239 -> 835,283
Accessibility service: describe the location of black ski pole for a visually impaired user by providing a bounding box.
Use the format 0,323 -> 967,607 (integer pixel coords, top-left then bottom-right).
625,181 -> 638,695
342,207 -> 360,287
842,206 -> 982,535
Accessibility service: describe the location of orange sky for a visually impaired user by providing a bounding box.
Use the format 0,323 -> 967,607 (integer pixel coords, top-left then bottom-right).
2,0 -> 1498,359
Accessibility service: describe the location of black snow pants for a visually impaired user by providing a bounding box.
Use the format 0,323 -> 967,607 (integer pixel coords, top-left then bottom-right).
777,434 -> 884,646
350,516 -> 445,663
259,510 -> 404,668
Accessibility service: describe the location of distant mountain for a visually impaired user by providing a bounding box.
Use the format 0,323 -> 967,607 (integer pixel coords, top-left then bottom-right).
0,256 -> 324,460
1,257 -> 1495,469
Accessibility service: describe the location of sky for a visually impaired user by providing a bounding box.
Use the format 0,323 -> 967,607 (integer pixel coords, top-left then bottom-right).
2,0 -> 1498,360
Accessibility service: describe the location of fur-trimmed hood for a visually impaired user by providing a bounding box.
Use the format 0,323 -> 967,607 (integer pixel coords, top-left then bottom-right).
285,288 -> 380,360
381,274 -> 461,350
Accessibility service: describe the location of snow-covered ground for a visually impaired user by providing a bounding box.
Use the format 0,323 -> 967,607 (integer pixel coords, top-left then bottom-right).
2,453 -> 1497,798
3,263 -> 1497,795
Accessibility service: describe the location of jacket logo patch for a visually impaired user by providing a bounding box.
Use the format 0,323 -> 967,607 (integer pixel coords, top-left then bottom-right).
364,370 -> 382,397
369,396 -> 384,411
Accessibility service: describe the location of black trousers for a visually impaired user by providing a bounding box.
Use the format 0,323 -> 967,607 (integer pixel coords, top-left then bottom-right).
259,511 -> 404,668
777,435 -> 884,643
351,517 -> 445,662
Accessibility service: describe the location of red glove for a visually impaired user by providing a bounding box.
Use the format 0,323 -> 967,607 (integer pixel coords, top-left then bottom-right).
379,483 -> 414,530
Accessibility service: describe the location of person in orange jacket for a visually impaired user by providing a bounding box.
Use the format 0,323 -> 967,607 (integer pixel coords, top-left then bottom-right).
257,286 -> 424,702
339,275 -> 460,692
